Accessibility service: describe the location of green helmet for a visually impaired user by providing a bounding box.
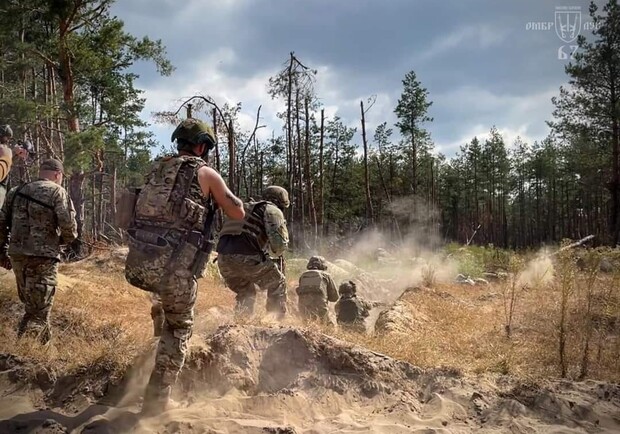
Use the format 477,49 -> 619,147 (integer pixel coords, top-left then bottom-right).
0,125 -> 13,139
171,118 -> 216,156
339,280 -> 356,296
263,185 -> 290,209
307,255 -> 327,270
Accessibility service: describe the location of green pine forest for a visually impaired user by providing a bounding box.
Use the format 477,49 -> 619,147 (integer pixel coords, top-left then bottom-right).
1,0 -> 619,252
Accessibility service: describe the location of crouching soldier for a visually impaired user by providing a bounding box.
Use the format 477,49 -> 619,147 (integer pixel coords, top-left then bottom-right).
335,280 -> 372,333
296,256 -> 338,323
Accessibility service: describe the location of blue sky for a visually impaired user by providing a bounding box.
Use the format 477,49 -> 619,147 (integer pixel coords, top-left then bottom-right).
111,0 -> 599,157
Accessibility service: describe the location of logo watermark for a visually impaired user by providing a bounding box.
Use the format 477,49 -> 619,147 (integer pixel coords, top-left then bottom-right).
525,6 -> 602,60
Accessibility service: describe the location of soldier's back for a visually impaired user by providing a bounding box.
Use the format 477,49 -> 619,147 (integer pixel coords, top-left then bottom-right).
8,180 -> 67,258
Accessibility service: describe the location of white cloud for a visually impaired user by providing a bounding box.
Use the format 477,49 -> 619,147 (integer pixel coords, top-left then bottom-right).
432,85 -> 556,155
415,24 -> 509,62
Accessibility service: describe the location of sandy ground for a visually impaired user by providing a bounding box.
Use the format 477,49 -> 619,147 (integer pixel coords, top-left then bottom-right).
1,324 -> 619,434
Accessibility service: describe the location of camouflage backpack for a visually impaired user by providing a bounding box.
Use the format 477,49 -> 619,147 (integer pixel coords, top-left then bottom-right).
337,297 -> 364,323
134,155 -> 206,230
297,269 -> 326,296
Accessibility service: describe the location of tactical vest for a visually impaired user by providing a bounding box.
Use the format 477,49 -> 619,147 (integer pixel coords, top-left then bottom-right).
297,269 -> 325,297
219,201 -> 269,249
125,155 -> 214,292
337,296 -> 364,323
134,155 -> 207,231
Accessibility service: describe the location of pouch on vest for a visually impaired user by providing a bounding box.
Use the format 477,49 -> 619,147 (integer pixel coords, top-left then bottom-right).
125,228 -> 174,292
115,187 -> 140,230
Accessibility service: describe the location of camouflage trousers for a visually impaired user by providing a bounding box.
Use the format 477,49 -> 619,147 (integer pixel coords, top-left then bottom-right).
298,294 -> 331,323
11,255 -> 58,345
143,268 -> 197,413
217,254 -> 287,318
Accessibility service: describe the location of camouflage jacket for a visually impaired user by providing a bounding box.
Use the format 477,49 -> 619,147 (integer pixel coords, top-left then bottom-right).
217,201 -> 288,257
335,294 -> 372,324
0,179 -> 77,258
297,269 -> 339,302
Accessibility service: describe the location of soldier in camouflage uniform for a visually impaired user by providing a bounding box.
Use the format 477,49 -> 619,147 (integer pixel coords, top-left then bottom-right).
296,256 -> 338,323
124,118 -> 244,414
335,280 -> 372,333
216,186 -> 290,318
0,159 -> 77,344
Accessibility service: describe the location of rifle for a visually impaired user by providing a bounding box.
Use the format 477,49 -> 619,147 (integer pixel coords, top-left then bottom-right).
191,203 -> 219,276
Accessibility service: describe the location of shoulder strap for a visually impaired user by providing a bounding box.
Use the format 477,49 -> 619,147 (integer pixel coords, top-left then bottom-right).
6,182 -> 30,230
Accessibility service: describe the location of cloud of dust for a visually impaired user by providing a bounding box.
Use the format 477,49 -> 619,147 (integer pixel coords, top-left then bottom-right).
516,249 -> 555,288
306,196 -> 456,301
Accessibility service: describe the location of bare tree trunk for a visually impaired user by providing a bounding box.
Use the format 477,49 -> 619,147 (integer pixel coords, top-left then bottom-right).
304,98 -> 317,248
295,88 -> 305,248
110,162 -> 117,227
228,119 -> 236,194
212,108 -> 220,171
360,100 -> 373,225
286,52 -> 294,228
319,109 -> 325,236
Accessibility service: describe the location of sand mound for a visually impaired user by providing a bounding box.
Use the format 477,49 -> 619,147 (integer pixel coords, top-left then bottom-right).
3,325 -> 619,433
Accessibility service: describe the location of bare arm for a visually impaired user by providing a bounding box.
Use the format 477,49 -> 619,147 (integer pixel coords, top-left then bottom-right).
197,166 -> 244,220
0,146 -> 12,183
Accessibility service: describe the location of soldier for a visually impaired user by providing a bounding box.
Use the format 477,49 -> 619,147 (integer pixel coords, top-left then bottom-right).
0,159 -> 78,344
335,280 -> 372,333
0,125 -> 14,207
216,186 -> 289,319
296,256 -> 338,323
124,118 -> 244,414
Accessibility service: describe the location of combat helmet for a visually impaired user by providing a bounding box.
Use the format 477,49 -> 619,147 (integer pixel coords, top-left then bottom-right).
263,185 -> 290,209
307,255 -> 327,270
0,125 -> 13,139
171,118 -> 216,157
339,280 -> 357,296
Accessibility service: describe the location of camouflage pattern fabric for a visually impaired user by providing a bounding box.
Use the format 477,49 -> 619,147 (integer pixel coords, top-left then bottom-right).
335,295 -> 372,333
296,269 -> 338,321
123,154 -> 213,413
151,293 -> 165,337
0,179 -> 77,258
263,203 -> 288,256
134,155 -> 207,231
11,255 -> 58,344
217,202 -> 288,256
217,253 -> 287,317
142,269 -> 197,413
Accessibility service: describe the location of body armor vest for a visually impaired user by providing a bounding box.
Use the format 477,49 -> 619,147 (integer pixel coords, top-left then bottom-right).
337,296 -> 364,323
134,155 -> 207,231
219,201 -> 269,249
298,269 -> 325,296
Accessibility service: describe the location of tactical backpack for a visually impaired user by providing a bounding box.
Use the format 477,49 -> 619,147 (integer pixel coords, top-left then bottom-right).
124,155 -> 214,291
337,297 -> 363,323
297,269 -> 326,297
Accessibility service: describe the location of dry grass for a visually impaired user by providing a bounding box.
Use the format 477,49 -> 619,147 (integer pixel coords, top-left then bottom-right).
0,247 -> 618,385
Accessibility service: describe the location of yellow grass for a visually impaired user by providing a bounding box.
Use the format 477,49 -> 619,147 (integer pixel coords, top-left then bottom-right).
0,248 -> 618,384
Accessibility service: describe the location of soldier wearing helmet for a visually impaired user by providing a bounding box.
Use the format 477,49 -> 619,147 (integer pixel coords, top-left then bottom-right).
335,280 -> 373,333
216,185 -> 290,319
124,118 -> 244,415
296,256 -> 338,323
